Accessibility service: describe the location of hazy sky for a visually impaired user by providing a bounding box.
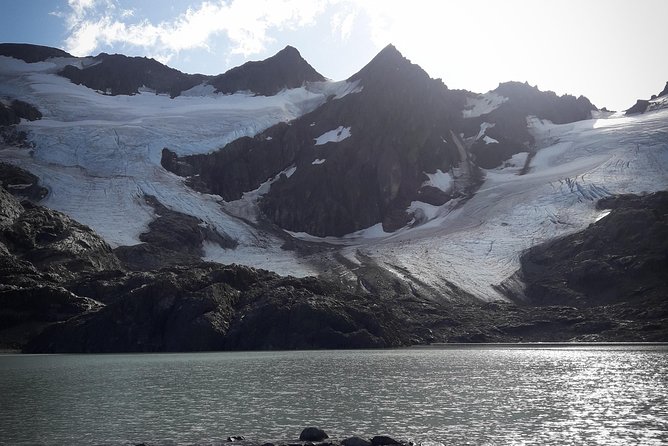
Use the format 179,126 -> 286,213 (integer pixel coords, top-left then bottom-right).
2,0 -> 667,111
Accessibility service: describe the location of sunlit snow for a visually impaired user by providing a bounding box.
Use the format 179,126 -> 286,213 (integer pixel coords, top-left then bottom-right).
423,169 -> 453,192
314,126 -> 351,145
0,55 -> 360,276
463,92 -> 507,118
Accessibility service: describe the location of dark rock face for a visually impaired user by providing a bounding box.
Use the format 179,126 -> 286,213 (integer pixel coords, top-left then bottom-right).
465,82 -> 596,168
625,99 -> 650,115
0,182 -> 115,349
519,192 -> 668,309
658,81 -> 668,98
1,201 -> 121,280
624,81 -> 668,115
114,195 -> 237,271
0,43 -> 72,63
299,428 -> 329,441
59,53 -> 207,97
164,45 -> 475,236
0,186 -> 23,229
0,162 -> 48,201
261,45 -> 471,235
0,100 -> 42,149
210,46 -> 325,96
24,265 -> 243,353
0,99 -> 42,126
25,261 -> 432,353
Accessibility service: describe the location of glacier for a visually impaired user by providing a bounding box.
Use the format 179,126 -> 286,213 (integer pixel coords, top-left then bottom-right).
1,54 -> 667,300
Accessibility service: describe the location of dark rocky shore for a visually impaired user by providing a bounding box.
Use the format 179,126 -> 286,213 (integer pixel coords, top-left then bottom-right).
135,428 -> 418,446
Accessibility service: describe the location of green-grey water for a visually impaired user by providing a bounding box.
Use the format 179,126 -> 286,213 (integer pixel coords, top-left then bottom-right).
0,346 -> 667,445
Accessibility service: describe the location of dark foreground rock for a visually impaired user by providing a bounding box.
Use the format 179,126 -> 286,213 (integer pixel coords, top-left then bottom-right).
0,184 -> 118,349
135,430 -> 417,446
299,428 -> 329,441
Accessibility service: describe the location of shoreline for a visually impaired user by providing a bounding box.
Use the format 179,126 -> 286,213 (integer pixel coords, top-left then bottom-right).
1,342 -> 668,356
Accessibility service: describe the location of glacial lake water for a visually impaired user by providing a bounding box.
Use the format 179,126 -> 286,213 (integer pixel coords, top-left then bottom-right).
0,345 -> 667,446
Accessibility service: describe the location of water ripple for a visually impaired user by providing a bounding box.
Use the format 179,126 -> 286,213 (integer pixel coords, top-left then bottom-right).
0,346 -> 666,445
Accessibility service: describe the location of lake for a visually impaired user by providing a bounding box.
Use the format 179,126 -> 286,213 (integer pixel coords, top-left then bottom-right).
0,345 -> 667,445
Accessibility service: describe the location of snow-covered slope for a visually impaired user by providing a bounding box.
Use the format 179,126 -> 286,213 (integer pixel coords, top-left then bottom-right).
0,55 -> 356,276
1,52 -> 666,302
291,109 -> 668,300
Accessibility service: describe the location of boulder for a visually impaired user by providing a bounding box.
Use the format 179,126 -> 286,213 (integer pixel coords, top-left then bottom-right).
342,436 -> 372,446
299,428 -> 329,442
370,436 -> 401,446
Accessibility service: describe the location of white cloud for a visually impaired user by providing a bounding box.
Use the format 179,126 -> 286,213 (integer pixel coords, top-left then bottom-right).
330,7 -> 357,41
60,0 -> 329,61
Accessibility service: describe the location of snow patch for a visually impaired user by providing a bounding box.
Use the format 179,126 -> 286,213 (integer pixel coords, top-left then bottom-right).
312,158 -> 326,165
180,83 -> 217,97
306,79 -> 363,100
408,201 -> 442,221
463,92 -> 507,118
423,169 -> 453,192
483,135 -> 499,144
476,122 -> 495,140
314,126 -> 351,145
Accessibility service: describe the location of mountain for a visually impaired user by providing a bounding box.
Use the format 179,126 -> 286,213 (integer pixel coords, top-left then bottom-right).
164,44 -> 474,236
1,42 -> 667,351
209,45 -> 326,95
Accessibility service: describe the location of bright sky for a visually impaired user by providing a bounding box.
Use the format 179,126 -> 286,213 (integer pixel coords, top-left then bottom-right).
2,0 -> 667,111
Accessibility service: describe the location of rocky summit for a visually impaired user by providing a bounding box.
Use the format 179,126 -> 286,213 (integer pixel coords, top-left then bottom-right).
0,43 -> 666,351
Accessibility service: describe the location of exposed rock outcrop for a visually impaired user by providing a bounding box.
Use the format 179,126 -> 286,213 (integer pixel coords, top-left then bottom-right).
0,162 -> 48,201
518,192 -> 668,309
658,81 -> 668,98
625,81 -> 668,115
2,201 -> 121,279
114,195 -> 237,271
625,99 -> 650,115
0,179 -> 116,349
0,99 -> 42,126
0,43 -> 72,63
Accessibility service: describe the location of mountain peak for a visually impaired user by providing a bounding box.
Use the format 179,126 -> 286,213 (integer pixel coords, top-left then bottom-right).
348,43 -> 432,87
277,45 -> 300,56
210,45 -> 325,95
